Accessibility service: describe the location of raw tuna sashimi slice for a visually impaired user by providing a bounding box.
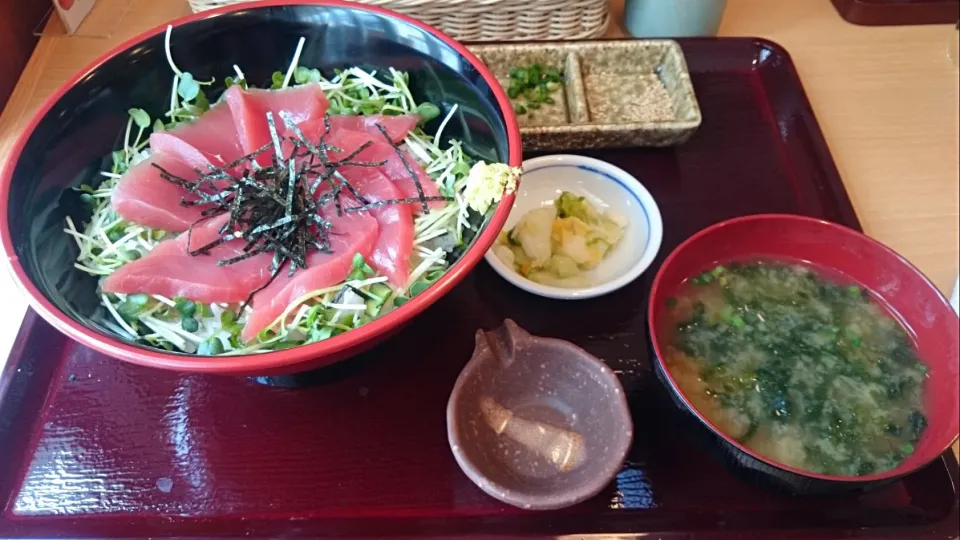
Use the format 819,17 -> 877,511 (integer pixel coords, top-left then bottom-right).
102,214 -> 274,303
326,114 -> 419,143
276,114 -> 420,173
338,165 -> 414,287
148,103 -> 245,172
241,197 -> 379,342
327,129 -> 445,212
224,83 -> 329,167
111,153 -> 212,232
286,114 -> 418,156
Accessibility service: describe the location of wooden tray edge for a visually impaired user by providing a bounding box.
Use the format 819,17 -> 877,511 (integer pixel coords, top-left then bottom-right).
831,0 -> 960,26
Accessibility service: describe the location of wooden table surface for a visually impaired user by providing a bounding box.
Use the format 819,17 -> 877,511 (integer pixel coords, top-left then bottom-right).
0,0 -> 957,456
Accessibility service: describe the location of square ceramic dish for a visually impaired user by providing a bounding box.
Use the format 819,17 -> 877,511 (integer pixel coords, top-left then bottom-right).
468,40 -> 702,151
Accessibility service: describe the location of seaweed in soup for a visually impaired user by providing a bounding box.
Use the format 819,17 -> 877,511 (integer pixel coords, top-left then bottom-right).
664,261 -> 928,477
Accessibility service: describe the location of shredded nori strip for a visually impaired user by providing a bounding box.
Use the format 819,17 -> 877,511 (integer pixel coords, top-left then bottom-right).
239,263 -> 284,312
343,196 -> 449,213
346,284 -> 378,302
153,110 -> 450,313
151,164 -> 192,189
212,142 -> 273,173
279,111 -> 375,204
376,123 -> 429,213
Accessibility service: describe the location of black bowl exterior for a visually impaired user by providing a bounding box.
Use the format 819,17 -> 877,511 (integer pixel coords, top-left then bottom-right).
649,346 -> 902,496
5,4 -> 510,353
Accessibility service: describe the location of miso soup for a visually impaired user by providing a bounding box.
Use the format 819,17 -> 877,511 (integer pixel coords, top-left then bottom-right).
662,261 -> 928,476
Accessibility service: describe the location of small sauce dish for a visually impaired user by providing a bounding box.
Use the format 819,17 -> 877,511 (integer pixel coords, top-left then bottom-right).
446,319 -> 633,510
484,154 -> 663,299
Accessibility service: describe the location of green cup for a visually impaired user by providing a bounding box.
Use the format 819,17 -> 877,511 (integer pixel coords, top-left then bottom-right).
623,0 -> 728,38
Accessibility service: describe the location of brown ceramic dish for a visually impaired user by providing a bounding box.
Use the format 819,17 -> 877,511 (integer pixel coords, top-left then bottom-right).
468,40 -> 702,151
446,319 -> 633,510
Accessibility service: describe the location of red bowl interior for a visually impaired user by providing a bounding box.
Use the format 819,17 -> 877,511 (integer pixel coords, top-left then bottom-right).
0,0 -> 522,375
648,213 -> 960,483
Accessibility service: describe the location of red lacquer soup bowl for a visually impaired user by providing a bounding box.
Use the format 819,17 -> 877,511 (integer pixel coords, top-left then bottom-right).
647,214 -> 959,494
0,1 -> 521,375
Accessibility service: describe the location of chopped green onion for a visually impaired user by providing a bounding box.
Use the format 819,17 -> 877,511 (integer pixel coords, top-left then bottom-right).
694,271 -> 714,285
506,62 -> 564,116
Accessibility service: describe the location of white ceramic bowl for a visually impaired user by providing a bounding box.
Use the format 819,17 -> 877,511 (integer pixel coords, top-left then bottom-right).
485,154 -> 663,299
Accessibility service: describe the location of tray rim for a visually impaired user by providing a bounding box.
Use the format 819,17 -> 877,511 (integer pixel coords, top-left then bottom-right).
831,0 -> 960,26
1,36 -> 957,539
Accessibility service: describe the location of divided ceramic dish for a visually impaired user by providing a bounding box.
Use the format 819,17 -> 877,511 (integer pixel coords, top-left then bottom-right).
469,40 -> 702,150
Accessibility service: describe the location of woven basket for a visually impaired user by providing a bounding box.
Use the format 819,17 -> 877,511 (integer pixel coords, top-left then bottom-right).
187,0 -> 611,41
